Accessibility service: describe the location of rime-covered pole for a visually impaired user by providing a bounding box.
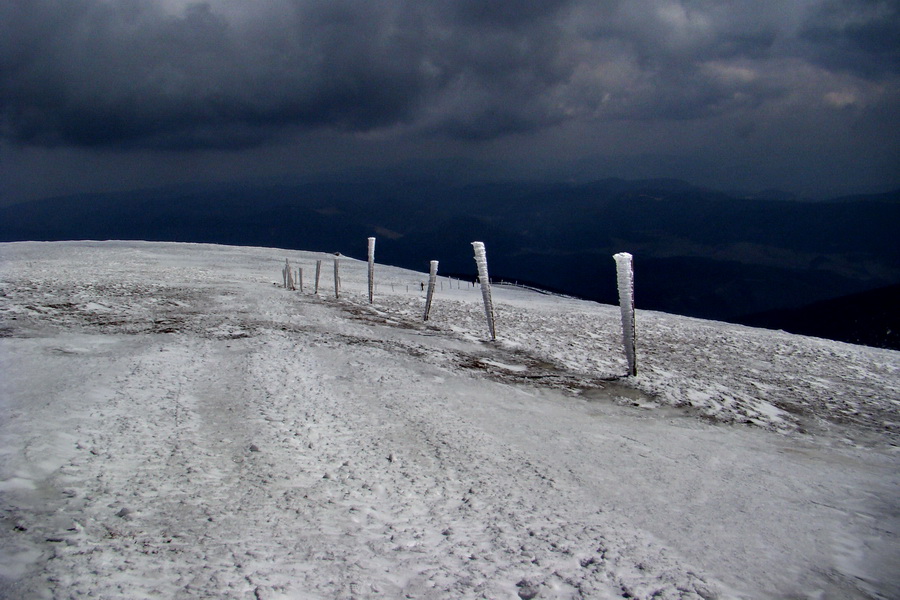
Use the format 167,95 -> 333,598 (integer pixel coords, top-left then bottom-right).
333,256 -> 341,299
284,259 -> 294,290
298,268 -> 303,293
314,260 -> 322,294
472,242 -> 496,340
423,260 -> 439,321
613,252 -> 637,376
367,237 -> 376,304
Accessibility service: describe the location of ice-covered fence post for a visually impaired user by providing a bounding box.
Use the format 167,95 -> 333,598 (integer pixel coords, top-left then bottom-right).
367,237 -> 376,304
314,260 -> 322,294
472,242 -> 496,340
284,259 -> 295,290
333,256 -> 341,299
423,260 -> 439,321
613,252 -> 637,376
298,268 -> 303,293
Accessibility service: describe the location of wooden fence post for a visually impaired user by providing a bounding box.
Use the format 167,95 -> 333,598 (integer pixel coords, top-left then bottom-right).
424,260 -> 439,321
333,256 -> 341,299
613,252 -> 637,376
472,242 -> 496,340
367,237 -> 376,304
284,259 -> 295,290
298,268 -> 303,293
315,260 -> 322,294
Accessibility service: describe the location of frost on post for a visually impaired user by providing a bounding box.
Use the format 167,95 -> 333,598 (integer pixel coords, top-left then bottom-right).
367,237 -> 376,304
314,260 -> 322,295
298,267 -> 303,293
333,256 -> 341,299
284,259 -> 295,291
423,260 -> 439,321
472,242 -> 496,340
613,252 -> 637,376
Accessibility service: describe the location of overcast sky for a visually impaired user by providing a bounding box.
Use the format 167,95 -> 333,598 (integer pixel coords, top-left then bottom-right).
1,0 -> 898,204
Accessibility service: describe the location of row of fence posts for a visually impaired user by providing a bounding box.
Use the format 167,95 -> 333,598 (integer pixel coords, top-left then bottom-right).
281,241 -> 637,377
282,255 -> 342,298
283,258 -> 325,293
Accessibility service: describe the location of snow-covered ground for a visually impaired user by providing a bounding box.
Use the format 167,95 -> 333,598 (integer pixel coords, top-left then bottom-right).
1,240 -> 897,600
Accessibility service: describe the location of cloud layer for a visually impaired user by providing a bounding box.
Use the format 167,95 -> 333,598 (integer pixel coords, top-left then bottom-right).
2,0 -> 896,151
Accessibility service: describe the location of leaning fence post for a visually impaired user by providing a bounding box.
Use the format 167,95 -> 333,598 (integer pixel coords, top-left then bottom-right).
472,242 -> 496,340
367,237 -> 376,304
613,252 -> 637,376
423,260 -> 439,321
333,256 -> 341,299
314,260 -> 322,294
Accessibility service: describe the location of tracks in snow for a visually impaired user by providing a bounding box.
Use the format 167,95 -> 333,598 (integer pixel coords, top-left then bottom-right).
5,286 -> 725,599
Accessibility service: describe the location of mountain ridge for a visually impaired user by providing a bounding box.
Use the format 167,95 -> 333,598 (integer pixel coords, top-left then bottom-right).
2,177 -> 897,348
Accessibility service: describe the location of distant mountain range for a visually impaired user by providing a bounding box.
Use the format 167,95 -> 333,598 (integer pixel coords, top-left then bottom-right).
738,284 -> 899,350
2,176 -> 898,349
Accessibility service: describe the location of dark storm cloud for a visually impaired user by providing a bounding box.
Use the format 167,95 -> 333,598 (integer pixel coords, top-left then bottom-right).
1,0 -> 441,148
449,0 -> 571,26
800,0 -> 900,77
0,0 -> 581,148
1,0 -> 897,150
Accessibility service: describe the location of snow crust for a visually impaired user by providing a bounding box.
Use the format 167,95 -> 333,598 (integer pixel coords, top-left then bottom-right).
1,241 -> 898,599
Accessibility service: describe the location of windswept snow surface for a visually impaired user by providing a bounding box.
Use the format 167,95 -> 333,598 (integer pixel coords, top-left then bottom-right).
1,241 -> 898,600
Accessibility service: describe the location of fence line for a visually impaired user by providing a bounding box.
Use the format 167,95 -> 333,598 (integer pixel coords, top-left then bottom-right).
274,245 -> 637,375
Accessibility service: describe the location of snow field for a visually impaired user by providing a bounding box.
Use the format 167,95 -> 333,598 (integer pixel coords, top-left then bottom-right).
1,241 -> 898,599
